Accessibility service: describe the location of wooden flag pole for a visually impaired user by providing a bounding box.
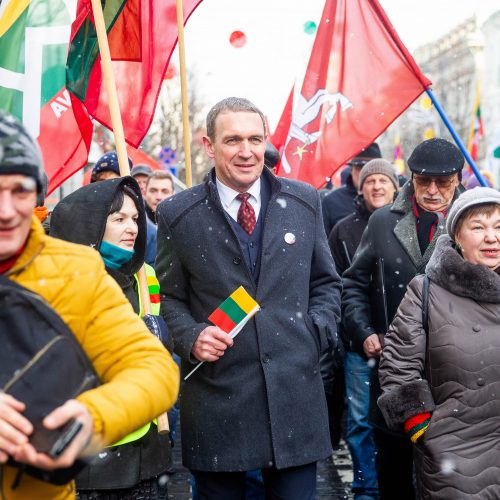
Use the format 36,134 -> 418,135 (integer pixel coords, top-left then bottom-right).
90,0 -> 170,434
176,0 -> 193,187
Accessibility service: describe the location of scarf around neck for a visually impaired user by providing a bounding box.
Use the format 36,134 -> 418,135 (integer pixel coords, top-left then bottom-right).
100,240 -> 134,270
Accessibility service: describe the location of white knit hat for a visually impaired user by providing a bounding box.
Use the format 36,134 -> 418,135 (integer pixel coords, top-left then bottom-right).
446,187 -> 500,237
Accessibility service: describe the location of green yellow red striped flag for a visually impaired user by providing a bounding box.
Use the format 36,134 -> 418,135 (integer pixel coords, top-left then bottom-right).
184,287 -> 260,380
66,0 -> 204,148
208,287 -> 259,334
0,0 -> 93,194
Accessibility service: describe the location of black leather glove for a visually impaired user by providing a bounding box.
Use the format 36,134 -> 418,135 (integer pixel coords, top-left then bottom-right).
142,314 -> 169,347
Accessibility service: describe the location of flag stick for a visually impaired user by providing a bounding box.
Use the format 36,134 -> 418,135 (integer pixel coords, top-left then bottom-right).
90,0 -> 170,434
184,306 -> 260,381
425,88 -> 487,186
176,0 -> 193,188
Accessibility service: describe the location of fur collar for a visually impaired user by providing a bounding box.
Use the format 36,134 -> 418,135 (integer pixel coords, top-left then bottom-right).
391,180 -> 415,214
426,235 -> 500,303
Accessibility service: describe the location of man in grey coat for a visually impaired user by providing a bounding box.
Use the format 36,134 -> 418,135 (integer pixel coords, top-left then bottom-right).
156,97 -> 342,499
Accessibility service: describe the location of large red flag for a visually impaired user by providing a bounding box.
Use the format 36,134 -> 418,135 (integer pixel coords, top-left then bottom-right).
270,86 -> 294,153
275,0 -> 432,188
67,0 -> 203,148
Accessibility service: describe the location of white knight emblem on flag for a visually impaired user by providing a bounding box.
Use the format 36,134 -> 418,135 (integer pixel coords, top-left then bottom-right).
281,89 -> 352,174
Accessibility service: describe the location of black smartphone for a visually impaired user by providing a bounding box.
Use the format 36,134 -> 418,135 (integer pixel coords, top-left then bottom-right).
48,419 -> 83,458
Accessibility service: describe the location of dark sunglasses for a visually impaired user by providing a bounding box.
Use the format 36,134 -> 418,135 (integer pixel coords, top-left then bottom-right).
413,175 -> 456,188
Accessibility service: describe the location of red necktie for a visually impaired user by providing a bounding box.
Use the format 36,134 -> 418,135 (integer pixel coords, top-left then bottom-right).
236,193 -> 256,235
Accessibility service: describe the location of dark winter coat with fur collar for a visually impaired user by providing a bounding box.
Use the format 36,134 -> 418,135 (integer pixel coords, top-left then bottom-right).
378,234 -> 500,499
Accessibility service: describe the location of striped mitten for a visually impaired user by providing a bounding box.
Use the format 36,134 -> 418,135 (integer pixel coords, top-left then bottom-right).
404,412 -> 431,443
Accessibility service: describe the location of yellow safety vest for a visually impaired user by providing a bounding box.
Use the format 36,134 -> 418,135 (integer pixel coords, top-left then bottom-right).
108,264 -> 162,447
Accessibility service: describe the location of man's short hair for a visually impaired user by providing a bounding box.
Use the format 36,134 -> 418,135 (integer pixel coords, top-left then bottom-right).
146,170 -> 174,189
206,97 -> 266,141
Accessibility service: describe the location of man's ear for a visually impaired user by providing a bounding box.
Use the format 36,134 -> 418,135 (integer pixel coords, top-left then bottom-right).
202,136 -> 215,159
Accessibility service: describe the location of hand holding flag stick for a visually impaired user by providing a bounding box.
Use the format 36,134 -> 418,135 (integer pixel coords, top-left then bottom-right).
184,287 -> 260,381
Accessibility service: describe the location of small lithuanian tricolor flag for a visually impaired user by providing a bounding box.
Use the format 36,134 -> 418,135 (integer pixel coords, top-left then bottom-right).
184,287 -> 260,381
208,286 -> 260,335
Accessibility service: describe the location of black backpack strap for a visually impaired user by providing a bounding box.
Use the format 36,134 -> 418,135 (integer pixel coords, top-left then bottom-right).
0,272 -> 21,288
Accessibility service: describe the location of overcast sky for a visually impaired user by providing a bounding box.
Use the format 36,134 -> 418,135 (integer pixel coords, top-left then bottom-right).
178,0 -> 500,128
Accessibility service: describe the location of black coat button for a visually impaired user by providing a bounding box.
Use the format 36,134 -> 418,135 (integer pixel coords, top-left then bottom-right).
477,378 -> 485,386
233,257 -> 241,265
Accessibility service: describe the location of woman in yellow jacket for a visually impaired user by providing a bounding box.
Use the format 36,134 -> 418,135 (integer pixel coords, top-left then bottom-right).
50,177 -> 175,499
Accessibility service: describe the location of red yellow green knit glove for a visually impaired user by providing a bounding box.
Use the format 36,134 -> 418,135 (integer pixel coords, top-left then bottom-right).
404,412 -> 431,443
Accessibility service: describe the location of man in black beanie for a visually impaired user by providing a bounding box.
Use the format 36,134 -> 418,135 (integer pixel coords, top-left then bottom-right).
341,138 -> 465,499
322,143 -> 382,235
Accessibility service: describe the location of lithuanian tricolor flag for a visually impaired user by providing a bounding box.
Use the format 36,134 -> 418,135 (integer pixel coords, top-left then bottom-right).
0,0 -> 93,194
208,287 -> 260,336
184,287 -> 260,381
67,0 -> 204,149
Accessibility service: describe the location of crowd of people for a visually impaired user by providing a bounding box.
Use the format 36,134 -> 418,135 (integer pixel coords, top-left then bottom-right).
0,95 -> 499,500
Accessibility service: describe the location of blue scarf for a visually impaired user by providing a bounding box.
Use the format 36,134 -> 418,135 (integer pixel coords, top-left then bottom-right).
100,241 -> 134,270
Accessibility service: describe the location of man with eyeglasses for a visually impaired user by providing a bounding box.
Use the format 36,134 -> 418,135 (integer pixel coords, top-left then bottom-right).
322,143 -> 382,236
341,138 -> 465,499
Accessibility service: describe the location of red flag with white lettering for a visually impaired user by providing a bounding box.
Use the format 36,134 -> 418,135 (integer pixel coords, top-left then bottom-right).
275,0 -> 431,188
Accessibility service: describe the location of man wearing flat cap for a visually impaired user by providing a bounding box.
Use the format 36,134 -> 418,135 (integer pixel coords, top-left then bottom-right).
341,138 -> 465,499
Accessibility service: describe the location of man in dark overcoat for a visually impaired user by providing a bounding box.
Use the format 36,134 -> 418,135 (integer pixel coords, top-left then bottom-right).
328,158 -> 399,500
156,97 -> 342,499
341,138 -> 465,499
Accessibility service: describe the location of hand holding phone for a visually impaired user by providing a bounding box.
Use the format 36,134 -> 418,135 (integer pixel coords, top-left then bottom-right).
13,400 -> 93,471
48,419 -> 83,458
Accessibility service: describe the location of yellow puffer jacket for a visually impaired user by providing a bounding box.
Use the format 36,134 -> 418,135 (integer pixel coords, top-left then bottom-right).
1,217 -> 179,500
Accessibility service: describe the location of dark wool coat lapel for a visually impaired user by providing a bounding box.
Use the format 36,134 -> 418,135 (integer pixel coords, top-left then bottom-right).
426,235 -> 500,303
391,181 -> 460,271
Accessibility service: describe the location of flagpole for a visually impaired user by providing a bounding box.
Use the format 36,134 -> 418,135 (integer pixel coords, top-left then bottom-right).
176,0 -> 193,188
90,0 -> 170,434
425,88 -> 487,187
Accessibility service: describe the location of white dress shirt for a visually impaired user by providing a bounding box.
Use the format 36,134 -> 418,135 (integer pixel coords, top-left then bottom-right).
216,177 -> 261,222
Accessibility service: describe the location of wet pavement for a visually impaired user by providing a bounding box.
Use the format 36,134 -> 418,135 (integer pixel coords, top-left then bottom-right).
167,430 -> 354,500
